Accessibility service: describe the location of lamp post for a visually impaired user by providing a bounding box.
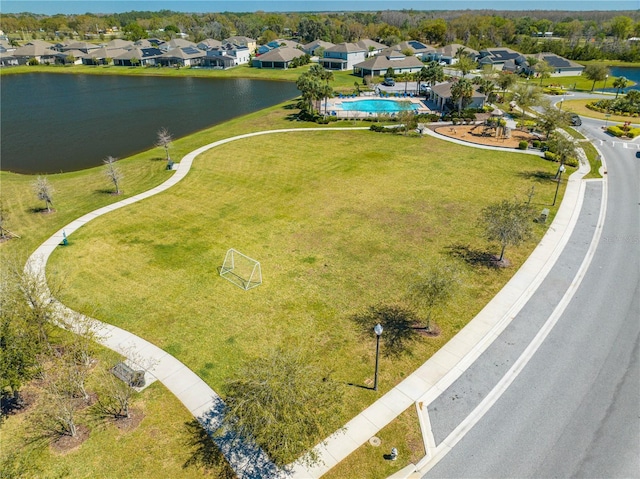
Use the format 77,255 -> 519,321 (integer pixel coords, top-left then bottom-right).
552,164 -> 566,206
373,323 -> 383,391
602,74 -> 609,93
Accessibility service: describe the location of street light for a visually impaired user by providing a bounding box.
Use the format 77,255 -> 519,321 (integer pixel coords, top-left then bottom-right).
602,74 -> 609,93
552,164 -> 566,206
373,323 -> 383,391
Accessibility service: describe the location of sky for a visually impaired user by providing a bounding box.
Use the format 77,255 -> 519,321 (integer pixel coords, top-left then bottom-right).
1,0 -> 639,15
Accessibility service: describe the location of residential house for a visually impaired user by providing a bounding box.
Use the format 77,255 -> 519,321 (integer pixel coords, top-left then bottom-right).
112,47 -> 163,66
135,38 -> 165,49
271,39 -> 303,49
429,81 -> 486,111
0,52 -> 18,67
58,41 -> 102,54
203,42 -> 250,68
12,40 -> 59,65
356,39 -> 387,57
478,47 -> 527,72
425,44 -> 479,65
393,40 -> 436,60
156,46 -> 206,67
353,50 -> 425,77
320,42 -> 367,70
81,47 -> 129,65
302,39 -> 334,56
163,38 -> 198,52
526,52 -> 585,76
197,38 -> 222,50
224,36 -> 257,54
102,39 -> 133,49
252,47 -> 306,69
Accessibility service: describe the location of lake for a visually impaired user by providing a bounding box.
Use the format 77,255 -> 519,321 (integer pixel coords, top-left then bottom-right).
0,73 -> 300,174
606,67 -> 640,92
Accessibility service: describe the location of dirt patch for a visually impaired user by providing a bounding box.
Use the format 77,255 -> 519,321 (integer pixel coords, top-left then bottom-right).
50,424 -> 90,455
434,124 -> 537,149
113,407 -> 144,432
414,323 -> 441,338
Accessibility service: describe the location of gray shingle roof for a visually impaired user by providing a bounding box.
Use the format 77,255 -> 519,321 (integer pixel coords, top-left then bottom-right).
256,47 -> 305,63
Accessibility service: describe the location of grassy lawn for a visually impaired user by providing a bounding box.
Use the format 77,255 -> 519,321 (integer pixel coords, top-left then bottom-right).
522,74 -> 634,92
0,63 -> 362,90
46,127 -> 562,433
561,98 -> 640,125
0,344 -> 226,479
324,406 -> 424,479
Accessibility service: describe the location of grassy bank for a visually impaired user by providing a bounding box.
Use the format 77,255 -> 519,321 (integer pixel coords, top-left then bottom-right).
0,63 -> 360,89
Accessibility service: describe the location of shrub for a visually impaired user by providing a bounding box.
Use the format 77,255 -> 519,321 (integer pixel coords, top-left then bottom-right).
565,157 -> 579,168
544,151 -> 559,162
607,125 -> 625,137
628,128 -> 640,138
532,140 -> 541,148
518,140 -> 529,150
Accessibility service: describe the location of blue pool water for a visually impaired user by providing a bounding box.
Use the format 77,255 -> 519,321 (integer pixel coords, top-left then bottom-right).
340,99 -> 420,112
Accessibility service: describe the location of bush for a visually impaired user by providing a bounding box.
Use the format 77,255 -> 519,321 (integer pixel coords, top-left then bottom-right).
544,151 -> 559,162
532,140 -> 541,148
565,157 -> 579,168
606,125 -> 624,137
518,140 -> 529,150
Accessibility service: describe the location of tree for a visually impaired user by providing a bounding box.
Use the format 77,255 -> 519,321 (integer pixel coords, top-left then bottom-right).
296,71 -> 322,114
156,127 -> 173,166
416,66 -> 428,95
610,15 -> 634,40
397,104 -> 417,135
33,176 -> 54,212
583,64 -> 609,92
547,132 -> 577,170
534,60 -> 554,86
408,260 -> 460,331
478,199 -> 534,264
538,106 -> 570,140
103,156 -> 123,194
95,367 -> 136,419
450,78 -> 474,113
495,71 -> 516,95
455,55 -> 476,77
512,83 -> 543,112
613,76 -> 628,98
220,349 -> 344,468
123,22 -> 147,41
424,61 -> 444,87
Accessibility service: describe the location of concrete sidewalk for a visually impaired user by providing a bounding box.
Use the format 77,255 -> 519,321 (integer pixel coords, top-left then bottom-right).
288,130 -> 596,478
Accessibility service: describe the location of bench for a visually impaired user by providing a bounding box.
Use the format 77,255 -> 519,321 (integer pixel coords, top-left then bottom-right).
111,362 -> 146,388
539,208 -> 550,223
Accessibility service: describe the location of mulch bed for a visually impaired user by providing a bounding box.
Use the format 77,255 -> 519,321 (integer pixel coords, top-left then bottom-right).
113,408 -> 144,432
51,424 -> 90,455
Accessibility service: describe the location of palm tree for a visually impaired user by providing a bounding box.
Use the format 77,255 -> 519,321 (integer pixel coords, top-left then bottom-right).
613,76 -> 628,98
424,61 -> 444,87
450,78 -> 474,113
534,60 -> 554,86
417,66 -> 429,95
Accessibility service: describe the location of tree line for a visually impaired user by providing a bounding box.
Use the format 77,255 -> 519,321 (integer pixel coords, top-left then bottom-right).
3,10 -> 640,61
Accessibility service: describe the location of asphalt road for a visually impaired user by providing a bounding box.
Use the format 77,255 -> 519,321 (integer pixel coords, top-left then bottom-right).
422,117 -> 640,478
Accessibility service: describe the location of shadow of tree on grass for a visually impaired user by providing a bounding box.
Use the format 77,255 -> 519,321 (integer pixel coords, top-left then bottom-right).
183,418 -> 236,478
352,304 -> 421,358
445,243 -> 501,269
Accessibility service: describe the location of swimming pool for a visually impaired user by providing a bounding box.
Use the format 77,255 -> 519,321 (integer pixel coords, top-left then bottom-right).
340,99 -> 420,113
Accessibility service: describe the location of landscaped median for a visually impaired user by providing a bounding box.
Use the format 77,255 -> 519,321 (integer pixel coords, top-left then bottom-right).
3,99 -> 567,477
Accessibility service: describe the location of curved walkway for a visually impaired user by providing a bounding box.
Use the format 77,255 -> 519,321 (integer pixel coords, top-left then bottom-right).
26,125 -> 588,478
24,127 -> 368,479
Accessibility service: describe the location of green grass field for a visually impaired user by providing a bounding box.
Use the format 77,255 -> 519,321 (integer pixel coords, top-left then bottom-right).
3,97 -> 568,475
47,128 -> 561,421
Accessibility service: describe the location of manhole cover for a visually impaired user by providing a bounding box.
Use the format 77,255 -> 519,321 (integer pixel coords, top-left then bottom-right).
369,436 -> 381,447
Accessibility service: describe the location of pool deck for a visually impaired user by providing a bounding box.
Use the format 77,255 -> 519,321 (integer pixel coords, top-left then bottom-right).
324,95 -> 432,119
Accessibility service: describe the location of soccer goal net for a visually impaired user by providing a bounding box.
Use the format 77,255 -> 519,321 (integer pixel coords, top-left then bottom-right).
220,249 -> 262,290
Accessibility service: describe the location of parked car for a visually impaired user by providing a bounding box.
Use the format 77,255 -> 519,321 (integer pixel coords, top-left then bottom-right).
420,84 -> 431,92
383,77 -> 395,86
570,114 -> 582,126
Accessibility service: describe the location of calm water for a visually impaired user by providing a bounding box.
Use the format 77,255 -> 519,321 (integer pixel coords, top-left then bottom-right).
1,73 -> 299,174
606,67 -> 640,92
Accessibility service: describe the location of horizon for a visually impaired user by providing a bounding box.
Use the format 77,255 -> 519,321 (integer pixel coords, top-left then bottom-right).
2,0 -> 640,15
